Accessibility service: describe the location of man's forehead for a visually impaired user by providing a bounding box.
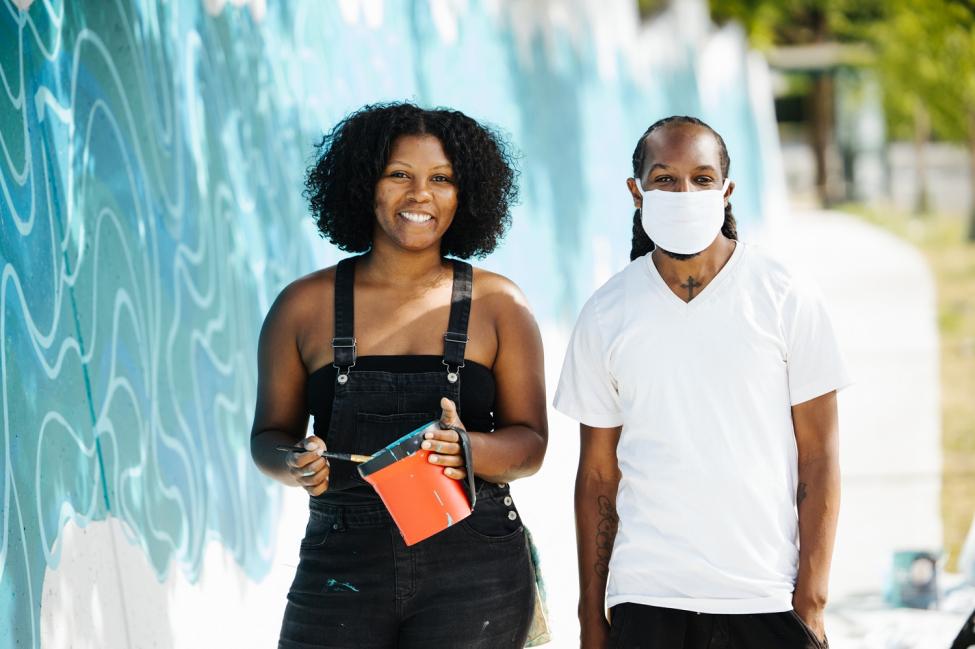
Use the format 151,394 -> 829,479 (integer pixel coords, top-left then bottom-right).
644,125 -> 721,164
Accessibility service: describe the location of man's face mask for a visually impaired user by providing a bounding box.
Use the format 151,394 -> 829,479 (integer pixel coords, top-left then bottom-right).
639,178 -> 730,256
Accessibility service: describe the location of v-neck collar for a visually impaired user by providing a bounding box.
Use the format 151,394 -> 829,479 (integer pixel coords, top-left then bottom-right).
642,240 -> 745,312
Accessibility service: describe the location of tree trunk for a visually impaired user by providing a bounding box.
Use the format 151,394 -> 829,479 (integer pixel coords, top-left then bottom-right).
913,100 -> 931,216
808,8 -> 834,207
810,72 -> 834,207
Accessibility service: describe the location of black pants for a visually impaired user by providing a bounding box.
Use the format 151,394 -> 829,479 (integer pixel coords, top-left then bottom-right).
279,483 -> 535,649
609,602 -> 828,649
950,606 -> 975,649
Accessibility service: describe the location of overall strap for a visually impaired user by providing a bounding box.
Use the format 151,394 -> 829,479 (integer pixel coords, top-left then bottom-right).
442,259 -> 473,384
332,257 -> 359,384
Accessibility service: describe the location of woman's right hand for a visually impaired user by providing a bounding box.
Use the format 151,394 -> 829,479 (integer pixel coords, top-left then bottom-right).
284,436 -> 330,496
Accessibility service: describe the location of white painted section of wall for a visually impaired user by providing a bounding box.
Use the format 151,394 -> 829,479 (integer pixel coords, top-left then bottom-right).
41,492 -> 308,648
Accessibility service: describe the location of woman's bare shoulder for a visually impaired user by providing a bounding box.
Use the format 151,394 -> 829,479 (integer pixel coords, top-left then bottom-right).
473,268 -> 534,325
471,266 -> 532,312
264,266 -> 337,328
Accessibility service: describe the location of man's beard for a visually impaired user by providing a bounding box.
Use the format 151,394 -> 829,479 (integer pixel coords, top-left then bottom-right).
657,246 -> 701,261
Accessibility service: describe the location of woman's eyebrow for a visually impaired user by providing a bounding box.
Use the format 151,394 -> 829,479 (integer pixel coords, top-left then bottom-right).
386,160 -> 453,170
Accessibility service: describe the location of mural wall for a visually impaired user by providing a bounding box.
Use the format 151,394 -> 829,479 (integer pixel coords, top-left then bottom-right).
0,0 -> 782,646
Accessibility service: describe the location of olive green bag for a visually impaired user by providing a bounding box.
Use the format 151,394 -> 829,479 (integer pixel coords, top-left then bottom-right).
525,527 -> 552,646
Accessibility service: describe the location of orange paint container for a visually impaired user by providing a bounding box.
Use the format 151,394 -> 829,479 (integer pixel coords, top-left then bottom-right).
358,421 -> 473,546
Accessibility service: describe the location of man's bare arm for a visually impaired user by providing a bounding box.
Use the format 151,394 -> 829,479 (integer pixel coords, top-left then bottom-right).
575,424 -> 623,648
792,390 -> 841,642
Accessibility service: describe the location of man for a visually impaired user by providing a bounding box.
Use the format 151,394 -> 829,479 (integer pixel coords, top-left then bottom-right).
554,116 -> 850,649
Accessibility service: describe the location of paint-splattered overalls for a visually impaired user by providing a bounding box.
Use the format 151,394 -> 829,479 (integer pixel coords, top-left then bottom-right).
278,257 -> 535,649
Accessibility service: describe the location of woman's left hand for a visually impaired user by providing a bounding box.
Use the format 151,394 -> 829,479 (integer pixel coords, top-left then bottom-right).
422,397 -> 468,481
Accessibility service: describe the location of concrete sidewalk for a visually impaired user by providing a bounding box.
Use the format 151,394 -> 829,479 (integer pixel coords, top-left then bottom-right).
515,209 -> 967,648
763,210 -> 967,648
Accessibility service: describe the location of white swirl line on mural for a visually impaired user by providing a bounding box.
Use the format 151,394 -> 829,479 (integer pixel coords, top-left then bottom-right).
116,0 -> 186,220
22,0 -> 65,62
69,96 -> 151,359
65,29 -> 165,258
34,86 -> 73,128
0,3 -> 25,106
1,266 -> 84,379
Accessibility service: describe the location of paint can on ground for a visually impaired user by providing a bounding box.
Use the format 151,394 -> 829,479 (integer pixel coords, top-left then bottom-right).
884,550 -> 940,608
358,421 -> 472,546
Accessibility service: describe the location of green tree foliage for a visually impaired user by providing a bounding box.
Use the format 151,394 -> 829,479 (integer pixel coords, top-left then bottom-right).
708,0 -> 886,49
863,0 -> 975,143
710,0 -> 975,234
710,0 -> 974,143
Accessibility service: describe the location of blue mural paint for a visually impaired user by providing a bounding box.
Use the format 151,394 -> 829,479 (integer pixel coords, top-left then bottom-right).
0,1 -> 777,646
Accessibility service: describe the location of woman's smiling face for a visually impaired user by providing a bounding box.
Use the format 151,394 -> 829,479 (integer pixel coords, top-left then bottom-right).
372,134 -> 458,254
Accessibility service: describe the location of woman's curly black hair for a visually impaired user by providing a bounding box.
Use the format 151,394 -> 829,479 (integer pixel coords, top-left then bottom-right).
305,102 -> 519,259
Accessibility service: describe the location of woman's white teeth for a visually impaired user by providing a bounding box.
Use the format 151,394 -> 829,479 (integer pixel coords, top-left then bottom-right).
400,212 -> 433,223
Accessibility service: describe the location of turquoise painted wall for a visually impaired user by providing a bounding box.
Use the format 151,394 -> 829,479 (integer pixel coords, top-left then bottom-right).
0,1 -> 776,646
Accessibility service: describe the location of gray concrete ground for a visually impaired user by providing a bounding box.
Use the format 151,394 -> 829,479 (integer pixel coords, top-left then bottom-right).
514,209 -> 971,648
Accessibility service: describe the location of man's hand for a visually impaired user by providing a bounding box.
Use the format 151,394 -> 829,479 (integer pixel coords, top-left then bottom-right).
792,599 -> 826,644
580,617 -> 610,649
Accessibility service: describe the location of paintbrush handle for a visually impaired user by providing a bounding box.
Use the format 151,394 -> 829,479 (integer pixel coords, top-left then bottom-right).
275,445 -> 372,464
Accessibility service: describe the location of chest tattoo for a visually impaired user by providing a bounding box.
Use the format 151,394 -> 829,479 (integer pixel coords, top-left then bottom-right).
680,275 -> 702,301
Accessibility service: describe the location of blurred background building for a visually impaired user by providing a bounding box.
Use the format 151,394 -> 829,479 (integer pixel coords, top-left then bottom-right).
1,0 -> 973,647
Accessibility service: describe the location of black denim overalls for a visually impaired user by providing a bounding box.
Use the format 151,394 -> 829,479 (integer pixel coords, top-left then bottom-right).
278,257 -> 535,649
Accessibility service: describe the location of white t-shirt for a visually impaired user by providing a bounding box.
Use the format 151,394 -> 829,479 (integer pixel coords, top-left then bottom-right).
554,242 -> 852,614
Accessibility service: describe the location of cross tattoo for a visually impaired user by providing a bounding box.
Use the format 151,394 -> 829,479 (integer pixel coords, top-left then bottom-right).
680,275 -> 702,301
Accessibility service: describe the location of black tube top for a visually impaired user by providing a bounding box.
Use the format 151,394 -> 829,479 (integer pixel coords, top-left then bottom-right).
307,355 -> 496,433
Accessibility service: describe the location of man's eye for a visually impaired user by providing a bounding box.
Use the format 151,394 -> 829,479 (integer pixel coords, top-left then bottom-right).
653,176 -> 673,183
696,177 -> 714,184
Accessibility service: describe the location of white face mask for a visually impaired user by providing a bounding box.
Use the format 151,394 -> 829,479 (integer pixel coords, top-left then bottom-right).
639,178 -> 730,255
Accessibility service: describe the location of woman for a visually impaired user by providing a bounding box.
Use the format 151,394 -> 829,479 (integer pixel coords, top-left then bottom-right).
250,102 -> 548,649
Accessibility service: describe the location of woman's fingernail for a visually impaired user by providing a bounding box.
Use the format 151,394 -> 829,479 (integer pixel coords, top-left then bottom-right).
429,455 -> 439,462
422,441 -> 431,450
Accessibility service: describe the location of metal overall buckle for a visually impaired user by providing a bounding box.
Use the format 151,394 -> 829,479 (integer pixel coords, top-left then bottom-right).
442,332 -> 468,384
332,337 -> 356,385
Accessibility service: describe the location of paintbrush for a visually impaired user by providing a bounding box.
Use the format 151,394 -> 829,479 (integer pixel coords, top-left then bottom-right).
275,444 -> 372,464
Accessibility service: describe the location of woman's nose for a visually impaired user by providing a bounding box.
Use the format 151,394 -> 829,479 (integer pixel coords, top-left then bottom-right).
409,180 -> 433,201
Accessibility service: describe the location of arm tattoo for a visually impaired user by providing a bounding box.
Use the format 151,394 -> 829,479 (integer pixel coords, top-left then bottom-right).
797,481 -> 808,506
681,276 -> 702,301
594,495 -> 619,578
